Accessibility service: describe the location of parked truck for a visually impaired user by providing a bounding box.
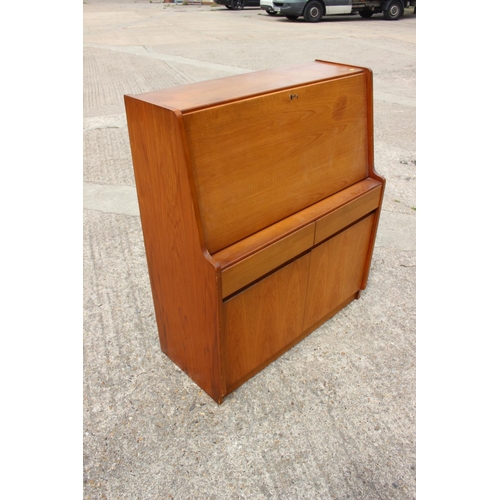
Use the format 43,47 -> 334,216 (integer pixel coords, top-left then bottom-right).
260,0 -> 415,22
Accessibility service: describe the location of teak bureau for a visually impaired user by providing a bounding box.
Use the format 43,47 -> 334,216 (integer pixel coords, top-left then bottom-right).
124,60 -> 385,404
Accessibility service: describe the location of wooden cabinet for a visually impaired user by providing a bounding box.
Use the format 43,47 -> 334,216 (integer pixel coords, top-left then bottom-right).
124,60 -> 385,403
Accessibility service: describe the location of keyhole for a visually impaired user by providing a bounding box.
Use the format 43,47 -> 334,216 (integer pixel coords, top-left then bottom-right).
290,94 -> 299,100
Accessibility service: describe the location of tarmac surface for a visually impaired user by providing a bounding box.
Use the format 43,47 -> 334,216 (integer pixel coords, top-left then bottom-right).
83,1 -> 416,498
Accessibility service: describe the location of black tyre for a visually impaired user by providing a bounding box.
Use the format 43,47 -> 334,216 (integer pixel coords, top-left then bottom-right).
286,15 -> 299,20
303,0 -> 323,22
225,4 -> 233,8
232,0 -> 244,9
266,10 -> 278,15
359,8 -> 373,18
383,0 -> 403,20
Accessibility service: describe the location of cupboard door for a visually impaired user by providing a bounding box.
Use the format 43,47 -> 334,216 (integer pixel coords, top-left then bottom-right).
223,253 -> 311,391
303,214 -> 375,330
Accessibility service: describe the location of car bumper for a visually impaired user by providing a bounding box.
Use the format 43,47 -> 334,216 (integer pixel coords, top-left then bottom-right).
272,0 -> 306,15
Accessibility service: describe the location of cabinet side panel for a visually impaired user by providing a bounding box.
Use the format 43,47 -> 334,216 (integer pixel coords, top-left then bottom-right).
184,74 -> 369,253
124,96 -> 223,403
360,67 -> 386,290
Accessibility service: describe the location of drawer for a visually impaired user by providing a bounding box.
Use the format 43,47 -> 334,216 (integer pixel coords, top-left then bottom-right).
220,222 -> 315,298
216,180 -> 382,298
314,184 -> 381,244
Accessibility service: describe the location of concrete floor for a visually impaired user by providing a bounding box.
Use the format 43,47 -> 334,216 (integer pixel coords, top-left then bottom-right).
83,2 -> 416,498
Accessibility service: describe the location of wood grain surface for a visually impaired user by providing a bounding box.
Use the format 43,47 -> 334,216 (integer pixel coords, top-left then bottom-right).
212,177 -> 381,266
127,61 -> 364,113
314,184 -> 382,244
303,214 -> 375,330
184,74 -> 369,253
124,97 -> 224,403
220,223 -> 315,298
223,254 -> 311,389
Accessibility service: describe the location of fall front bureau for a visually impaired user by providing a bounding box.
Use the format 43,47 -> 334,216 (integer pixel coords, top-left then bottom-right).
124,60 -> 385,404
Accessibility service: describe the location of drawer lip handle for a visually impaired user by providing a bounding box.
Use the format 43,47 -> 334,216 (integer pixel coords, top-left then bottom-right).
212,178 -> 383,270
220,223 -> 315,298
314,185 -> 382,245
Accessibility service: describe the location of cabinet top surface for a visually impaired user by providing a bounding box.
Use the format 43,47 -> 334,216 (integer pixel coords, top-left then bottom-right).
126,60 -> 368,113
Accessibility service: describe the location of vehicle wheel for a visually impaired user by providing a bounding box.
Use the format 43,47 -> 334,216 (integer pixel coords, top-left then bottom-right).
286,15 -> 299,20
303,0 -> 323,22
266,10 -> 278,15
383,0 -> 403,20
234,0 -> 244,9
225,4 -> 233,8
359,8 -> 373,18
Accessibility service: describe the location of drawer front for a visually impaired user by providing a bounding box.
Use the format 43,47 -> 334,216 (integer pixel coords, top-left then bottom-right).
223,253 -> 311,391
221,222 -> 315,298
184,73 -> 369,253
314,184 -> 381,244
